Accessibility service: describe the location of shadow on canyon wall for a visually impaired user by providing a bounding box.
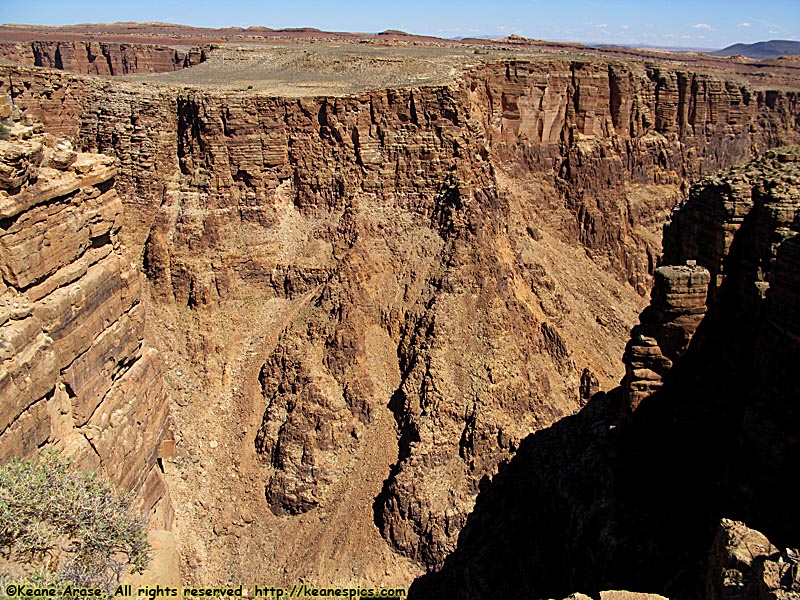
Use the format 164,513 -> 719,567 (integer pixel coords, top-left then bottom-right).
409,220 -> 800,600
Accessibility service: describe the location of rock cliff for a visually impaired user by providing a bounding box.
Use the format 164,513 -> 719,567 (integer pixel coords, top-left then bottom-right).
0,51 -> 798,585
2,57 -> 798,289
0,103 -> 173,528
411,148 -> 800,599
0,41 -> 210,75
468,60 -> 800,293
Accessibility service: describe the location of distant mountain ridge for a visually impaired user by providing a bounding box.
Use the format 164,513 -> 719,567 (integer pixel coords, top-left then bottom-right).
712,39 -> 800,59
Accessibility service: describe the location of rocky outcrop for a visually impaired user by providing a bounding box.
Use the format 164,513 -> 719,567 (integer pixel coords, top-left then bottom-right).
660,150 -> 800,542
0,55 -> 798,583
622,262 -> 709,412
0,104 -> 173,528
707,519 -> 799,600
0,41 -> 211,75
663,148 -> 800,331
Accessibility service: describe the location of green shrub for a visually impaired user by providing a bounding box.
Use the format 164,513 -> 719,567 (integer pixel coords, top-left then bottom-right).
0,452 -> 150,596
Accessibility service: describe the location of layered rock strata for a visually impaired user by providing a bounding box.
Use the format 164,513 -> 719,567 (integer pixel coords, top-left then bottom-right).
0,41 -> 210,75
0,104 -> 173,527
0,55 -> 798,581
410,148 -> 800,599
468,61 -> 800,293
2,59 -> 798,291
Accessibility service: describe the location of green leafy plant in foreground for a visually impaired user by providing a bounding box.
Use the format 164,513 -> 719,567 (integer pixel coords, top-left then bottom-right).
0,452 -> 150,596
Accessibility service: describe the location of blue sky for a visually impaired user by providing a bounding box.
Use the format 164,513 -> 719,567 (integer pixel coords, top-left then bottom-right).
1,0 -> 798,49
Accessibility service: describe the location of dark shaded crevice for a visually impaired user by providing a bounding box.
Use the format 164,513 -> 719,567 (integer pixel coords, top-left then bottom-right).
81,431 -> 102,460
54,44 -> 63,70
104,45 -> 115,76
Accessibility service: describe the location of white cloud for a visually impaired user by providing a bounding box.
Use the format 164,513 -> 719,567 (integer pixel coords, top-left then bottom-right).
692,23 -> 713,30
596,23 -> 609,28
621,24 -> 630,30
738,22 -> 751,27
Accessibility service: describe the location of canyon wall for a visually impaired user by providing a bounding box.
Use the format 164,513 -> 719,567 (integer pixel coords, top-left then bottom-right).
0,41 -> 210,75
411,147 -> 800,599
0,107 -> 173,528
155,86 -> 592,572
0,56 -> 798,581
468,60 -> 800,292
3,59 -> 798,291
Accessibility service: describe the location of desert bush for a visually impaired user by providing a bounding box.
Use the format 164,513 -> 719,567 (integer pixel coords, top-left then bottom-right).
0,452 -> 150,595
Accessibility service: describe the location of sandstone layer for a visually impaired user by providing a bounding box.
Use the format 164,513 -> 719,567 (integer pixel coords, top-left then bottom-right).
0,103 -> 173,527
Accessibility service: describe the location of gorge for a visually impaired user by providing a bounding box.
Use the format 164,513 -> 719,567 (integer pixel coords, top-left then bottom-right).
1,25 -> 798,598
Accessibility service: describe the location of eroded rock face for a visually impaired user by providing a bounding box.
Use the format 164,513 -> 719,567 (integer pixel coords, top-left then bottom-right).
0,56 -> 798,580
0,41 -> 210,75
0,110 -> 173,527
409,149 -> 800,599
622,262 -> 710,412
468,61 -> 800,293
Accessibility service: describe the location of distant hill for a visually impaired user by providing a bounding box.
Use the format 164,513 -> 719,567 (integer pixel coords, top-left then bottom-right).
712,39 -> 800,59
594,43 -> 715,53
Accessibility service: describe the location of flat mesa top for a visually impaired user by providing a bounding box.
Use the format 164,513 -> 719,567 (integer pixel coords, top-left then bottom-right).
2,22 -> 800,95
122,44 -> 503,95
118,42 -> 800,96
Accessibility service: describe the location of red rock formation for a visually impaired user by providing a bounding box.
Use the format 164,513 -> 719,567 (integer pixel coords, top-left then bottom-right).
468,60 -> 800,293
0,107 -> 173,529
1,59 -> 797,290
0,41 -> 211,75
622,262 -> 710,412
0,54 -> 798,581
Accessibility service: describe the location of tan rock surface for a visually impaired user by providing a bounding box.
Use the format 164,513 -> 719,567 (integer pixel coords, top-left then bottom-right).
0,112 -> 173,537
600,592 -> 669,600
0,40 -> 798,589
707,519 -> 799,600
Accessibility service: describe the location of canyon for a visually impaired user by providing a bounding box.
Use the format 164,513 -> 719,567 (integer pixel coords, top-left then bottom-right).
412,146 -> 800,598
1,25 -> 799,598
